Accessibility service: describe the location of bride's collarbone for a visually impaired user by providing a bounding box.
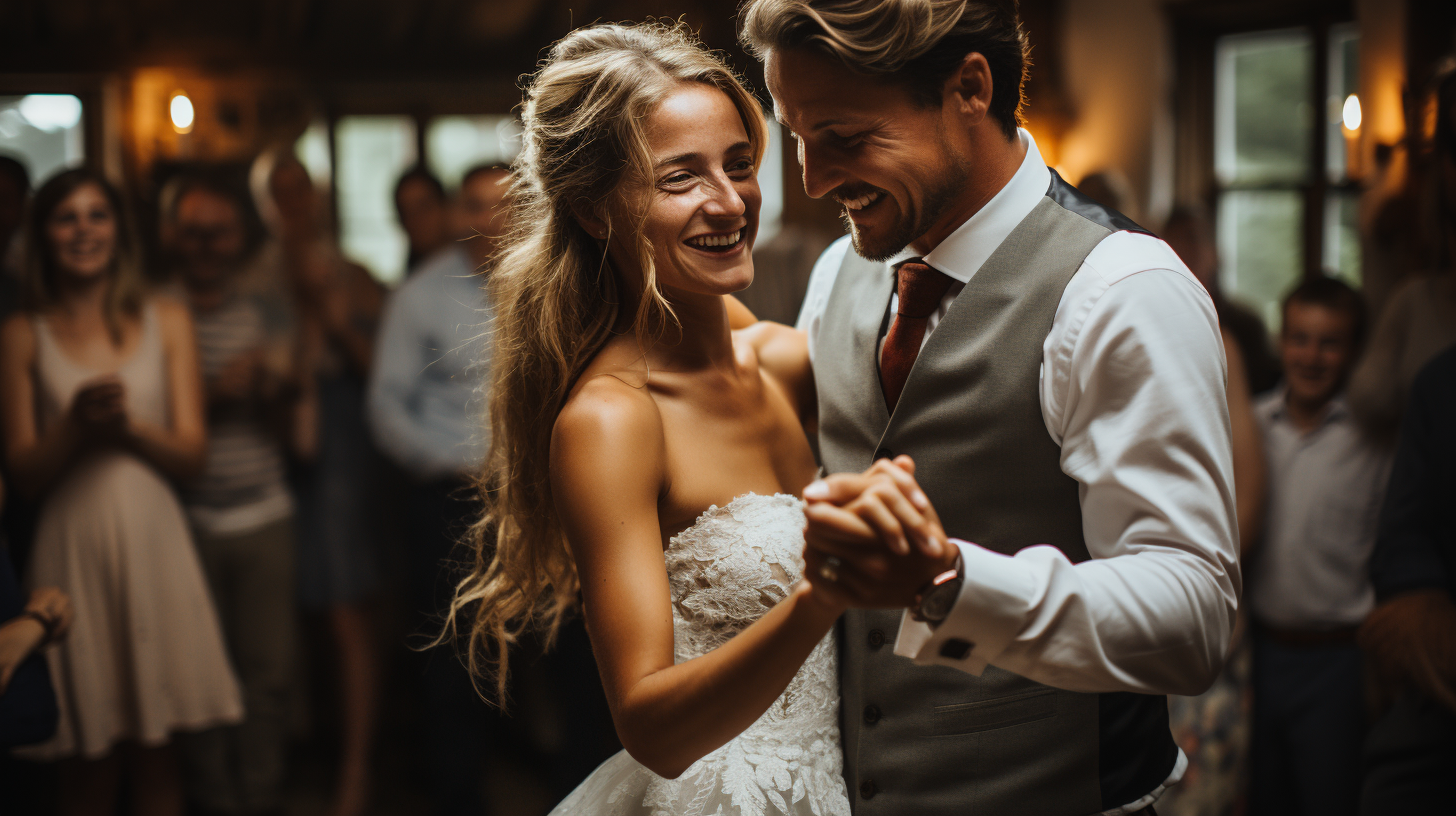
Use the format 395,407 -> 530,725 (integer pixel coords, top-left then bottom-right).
653,423 -> 815,547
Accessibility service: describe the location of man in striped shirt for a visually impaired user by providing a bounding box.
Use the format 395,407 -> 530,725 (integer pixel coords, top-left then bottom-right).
169,174 -> 303,816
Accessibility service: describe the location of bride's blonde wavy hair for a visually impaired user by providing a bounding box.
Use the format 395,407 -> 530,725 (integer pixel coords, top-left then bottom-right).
442,20 -> 768,702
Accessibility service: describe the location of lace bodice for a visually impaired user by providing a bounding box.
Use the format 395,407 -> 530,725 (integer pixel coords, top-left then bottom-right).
551,493 -> 850,816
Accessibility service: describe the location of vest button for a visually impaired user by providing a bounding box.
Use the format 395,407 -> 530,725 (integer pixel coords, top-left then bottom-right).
863,704 -> 881,724
867,629 -> 886,649
860,779 -> 879,800
874,447 -> 894,461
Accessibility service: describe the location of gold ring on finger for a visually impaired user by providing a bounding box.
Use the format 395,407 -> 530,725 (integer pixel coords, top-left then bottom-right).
819,555 -> 842,583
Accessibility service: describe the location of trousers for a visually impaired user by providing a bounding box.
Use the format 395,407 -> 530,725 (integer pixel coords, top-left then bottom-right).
181,516 -> 298,814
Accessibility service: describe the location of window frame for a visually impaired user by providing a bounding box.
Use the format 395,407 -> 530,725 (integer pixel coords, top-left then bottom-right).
1171,0 -> 1358,294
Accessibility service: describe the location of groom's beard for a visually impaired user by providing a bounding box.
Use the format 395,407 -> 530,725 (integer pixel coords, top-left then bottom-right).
844,145 -> 972,263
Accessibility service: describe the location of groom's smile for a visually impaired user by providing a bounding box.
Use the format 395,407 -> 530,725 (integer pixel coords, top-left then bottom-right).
766,46 -> 974,261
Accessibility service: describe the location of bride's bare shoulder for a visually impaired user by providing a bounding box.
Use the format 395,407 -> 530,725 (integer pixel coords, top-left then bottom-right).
551,369 -> 668,511
553,351 -> 664,463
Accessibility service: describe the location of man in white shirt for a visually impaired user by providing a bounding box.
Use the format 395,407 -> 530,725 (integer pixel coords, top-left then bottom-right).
368,165 -> 504,816
741,2 -> 1238,814
1248,277 -> 1390,816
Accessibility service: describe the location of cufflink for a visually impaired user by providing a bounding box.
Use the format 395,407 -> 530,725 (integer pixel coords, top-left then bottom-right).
938,638 -> 973,660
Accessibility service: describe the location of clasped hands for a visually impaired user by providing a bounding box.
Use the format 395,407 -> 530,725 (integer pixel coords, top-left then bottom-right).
800,456 -> 959,611
68,375 -> 130,444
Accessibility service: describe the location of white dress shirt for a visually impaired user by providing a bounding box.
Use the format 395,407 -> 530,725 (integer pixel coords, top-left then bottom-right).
367,246 -> 492,481
798,130 -> 1240,699
1248,392 -> 1392,629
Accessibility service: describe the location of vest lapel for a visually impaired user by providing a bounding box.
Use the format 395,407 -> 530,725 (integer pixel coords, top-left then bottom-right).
841,252 -> 894,435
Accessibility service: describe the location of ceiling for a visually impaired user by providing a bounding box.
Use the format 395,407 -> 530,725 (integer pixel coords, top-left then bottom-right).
0,0 -> 756,78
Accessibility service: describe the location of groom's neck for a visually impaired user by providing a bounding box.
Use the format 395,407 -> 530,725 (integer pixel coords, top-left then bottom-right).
909,129 -> 1026,256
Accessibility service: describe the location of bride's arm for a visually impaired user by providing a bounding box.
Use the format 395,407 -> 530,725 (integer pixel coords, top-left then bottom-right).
551,378 -> 842,780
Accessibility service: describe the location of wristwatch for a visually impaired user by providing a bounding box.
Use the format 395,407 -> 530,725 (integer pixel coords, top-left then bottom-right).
911,552 -> 964,627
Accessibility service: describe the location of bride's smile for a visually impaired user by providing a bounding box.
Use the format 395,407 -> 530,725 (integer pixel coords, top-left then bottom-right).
628,82 -> 761,299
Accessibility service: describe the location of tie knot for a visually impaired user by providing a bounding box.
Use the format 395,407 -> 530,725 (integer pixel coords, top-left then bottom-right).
895,260 -> 953,319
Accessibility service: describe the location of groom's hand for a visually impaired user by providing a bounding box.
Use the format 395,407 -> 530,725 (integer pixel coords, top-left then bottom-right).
804,457 -> 944,557
801,457 -> 959,609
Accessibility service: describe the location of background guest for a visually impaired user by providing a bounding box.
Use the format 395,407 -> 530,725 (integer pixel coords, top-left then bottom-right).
0,473 -> 69,750
1357,343 -> 1456,813
1348,60 -> 1456,438
166,173 -> 306,816
395,166 -> 451,276
0,156 -> 29,321
261,153 -> 387,816
1247,277 -> 1389,816
369,163 -> 501,816
1163,203 -> 1282,395
0,167 -> 241,816
370,166 -> 499,485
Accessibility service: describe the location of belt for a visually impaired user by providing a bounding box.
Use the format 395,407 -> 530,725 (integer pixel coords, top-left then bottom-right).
1258,622 -> 1359,647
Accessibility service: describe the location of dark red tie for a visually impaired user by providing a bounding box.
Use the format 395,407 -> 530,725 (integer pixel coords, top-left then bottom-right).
880,259 -> 954,411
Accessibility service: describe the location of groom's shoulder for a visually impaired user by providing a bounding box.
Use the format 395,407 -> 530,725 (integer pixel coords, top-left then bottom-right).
1082,229 -> 1201,292
806,234 -> 856,289
795,235 -> 857,332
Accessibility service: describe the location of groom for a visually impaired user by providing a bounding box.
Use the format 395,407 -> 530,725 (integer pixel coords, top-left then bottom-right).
741,1 -> 1239,814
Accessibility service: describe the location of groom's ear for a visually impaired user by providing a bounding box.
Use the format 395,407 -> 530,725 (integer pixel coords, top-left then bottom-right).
943,53 -> 994,128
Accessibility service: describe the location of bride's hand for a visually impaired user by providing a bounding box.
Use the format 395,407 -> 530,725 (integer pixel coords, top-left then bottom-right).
794,572 -> 850,618
800,457 -> 958,609
803,456 -> 945,557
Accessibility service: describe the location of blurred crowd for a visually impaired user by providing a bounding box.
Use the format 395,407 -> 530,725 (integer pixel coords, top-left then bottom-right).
0,63 -> 1453,816
0,149 -> 618,816
1113,61 -> 1456,816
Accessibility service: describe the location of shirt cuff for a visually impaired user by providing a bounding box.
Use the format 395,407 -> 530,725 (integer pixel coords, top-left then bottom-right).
892,538 -> 1038,672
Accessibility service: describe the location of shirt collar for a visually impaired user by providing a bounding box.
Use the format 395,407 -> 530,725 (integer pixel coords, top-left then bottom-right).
898,128 -> 1051,284
1268,387 -> 1353,428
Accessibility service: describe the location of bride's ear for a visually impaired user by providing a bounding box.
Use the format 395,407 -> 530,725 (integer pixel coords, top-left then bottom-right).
571,200 -> 610,241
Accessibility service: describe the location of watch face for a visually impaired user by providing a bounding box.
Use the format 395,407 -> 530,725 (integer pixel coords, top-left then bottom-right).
921,579 -> 961,622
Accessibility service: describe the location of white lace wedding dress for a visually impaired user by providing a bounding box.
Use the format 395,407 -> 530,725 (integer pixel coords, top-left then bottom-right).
550,493 -> 851,816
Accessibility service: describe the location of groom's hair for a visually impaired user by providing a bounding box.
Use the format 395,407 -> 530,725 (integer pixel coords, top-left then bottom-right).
740,0 -> 1029,140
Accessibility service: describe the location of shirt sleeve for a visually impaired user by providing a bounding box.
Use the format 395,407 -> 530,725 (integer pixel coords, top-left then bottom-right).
894,243 -> 1240,696
796,236 -> 852,364
366,278 -> 456,480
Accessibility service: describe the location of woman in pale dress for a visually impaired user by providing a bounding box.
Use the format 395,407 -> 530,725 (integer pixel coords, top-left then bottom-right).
0,168 -> 242,816
442,23 -> 941,815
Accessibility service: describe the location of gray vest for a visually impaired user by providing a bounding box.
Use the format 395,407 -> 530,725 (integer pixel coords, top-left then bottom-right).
816,173 -> 1177,815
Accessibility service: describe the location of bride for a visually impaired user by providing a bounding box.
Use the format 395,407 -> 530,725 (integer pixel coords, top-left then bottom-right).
442,21 -> 932,816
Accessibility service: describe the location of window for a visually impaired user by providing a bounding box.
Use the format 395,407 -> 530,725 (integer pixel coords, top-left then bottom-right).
1324,24 -> 1361,287
0,94 -> 85,185
334,116 -> 417,285
758,122 -> 785,245
1213,23 -> 1360,330
425,115 -> 521,189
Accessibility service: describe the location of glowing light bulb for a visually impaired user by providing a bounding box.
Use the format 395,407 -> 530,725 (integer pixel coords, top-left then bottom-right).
170,92 -> 195,133
1342,94 -> 1362,132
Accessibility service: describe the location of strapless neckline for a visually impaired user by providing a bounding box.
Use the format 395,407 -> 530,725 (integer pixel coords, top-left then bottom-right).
666,492 -> 803,555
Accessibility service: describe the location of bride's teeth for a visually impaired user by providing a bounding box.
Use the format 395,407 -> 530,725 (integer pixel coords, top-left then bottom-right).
689,230 -> 741,248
